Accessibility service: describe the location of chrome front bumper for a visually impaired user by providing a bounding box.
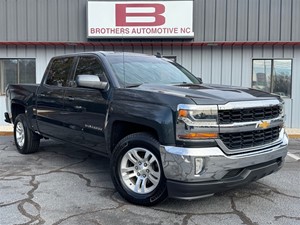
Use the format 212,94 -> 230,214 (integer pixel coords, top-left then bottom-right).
160,130 -> 288,183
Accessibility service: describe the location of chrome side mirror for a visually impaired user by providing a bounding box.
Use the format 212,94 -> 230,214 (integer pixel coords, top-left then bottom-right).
76,74 -> 108,90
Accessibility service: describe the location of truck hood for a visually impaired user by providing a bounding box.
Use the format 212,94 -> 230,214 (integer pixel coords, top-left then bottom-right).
132,83 -> 280,105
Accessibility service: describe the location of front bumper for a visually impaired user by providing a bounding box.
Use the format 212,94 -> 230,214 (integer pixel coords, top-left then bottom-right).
159,131 -> 288,199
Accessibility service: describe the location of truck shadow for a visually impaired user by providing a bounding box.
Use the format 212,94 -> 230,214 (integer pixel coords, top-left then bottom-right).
37,139 -> 276,207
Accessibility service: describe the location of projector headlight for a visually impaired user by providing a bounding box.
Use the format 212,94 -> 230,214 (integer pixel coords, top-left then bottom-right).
176,104 -> 219,140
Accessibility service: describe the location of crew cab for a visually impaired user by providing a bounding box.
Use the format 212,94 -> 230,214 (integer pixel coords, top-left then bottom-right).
5,51 -> 288,205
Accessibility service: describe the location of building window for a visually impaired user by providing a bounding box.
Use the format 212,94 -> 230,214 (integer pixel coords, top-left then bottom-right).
252,59 -> 292,98
0,59 -> 36,95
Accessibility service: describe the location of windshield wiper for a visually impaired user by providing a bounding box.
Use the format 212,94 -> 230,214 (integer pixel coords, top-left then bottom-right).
125,83 -> 143,88
173,82 -> 202,87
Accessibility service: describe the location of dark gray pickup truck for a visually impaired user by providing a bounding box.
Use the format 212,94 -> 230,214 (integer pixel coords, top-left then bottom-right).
5,51 -> 288,205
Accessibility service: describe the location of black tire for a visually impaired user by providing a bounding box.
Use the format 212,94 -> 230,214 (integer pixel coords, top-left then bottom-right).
110,132 -> 168,206
14,114 -> 40,154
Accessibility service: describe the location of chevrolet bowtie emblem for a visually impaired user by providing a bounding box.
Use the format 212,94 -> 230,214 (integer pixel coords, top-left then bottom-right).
257,121 -> 271,129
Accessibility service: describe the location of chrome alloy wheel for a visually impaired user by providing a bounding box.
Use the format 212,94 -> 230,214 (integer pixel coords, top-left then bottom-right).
120,148 -> 161,194
16,121 -> 25,148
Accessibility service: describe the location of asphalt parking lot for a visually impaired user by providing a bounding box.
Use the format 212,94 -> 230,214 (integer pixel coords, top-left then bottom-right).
0,136 -> 299,225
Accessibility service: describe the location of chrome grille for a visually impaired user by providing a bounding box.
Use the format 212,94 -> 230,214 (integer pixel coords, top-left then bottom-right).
218,105 -> 281,124
219,126 -> 280,150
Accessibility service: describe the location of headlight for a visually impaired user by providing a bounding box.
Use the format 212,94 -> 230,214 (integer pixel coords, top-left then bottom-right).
176,104 -> 219,140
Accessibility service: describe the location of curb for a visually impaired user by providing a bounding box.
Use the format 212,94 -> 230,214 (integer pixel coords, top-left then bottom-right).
287,134 -> 300,139
0,131 -> 13,136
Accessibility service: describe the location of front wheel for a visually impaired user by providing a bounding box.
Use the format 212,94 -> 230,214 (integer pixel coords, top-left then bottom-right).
14,114 -> 40,154
110,132 -> 168,206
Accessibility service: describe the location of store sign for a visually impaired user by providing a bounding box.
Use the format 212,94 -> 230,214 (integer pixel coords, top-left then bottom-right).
87,1 -> 194,38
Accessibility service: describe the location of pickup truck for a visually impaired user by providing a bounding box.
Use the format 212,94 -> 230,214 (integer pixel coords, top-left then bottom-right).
5,51 -> 288,206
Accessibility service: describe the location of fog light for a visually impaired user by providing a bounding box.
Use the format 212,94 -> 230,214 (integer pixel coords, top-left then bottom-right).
195,158 -> 204,175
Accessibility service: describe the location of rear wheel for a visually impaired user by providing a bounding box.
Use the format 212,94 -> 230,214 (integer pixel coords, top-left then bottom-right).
110,132 -> 168,206
14,114 -> 40,154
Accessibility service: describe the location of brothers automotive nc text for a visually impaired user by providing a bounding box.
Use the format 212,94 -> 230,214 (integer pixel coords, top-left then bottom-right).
89,27 -> 192,35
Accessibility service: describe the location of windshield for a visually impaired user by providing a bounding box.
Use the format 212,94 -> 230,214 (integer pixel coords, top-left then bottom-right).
106,54 -> 200,87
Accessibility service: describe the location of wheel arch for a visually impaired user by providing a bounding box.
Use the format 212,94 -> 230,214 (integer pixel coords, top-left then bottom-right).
11,103 -> 26,123
109,120 -> 159,153
106,101 -> 175,154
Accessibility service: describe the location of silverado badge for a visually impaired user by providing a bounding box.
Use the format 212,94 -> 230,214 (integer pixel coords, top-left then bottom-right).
256,121 -> 271,129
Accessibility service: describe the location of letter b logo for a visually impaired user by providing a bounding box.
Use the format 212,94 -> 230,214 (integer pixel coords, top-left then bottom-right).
116,4 -> 165,26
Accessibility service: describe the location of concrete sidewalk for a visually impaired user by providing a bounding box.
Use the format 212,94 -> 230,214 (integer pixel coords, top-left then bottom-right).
287,128 -> 300,139
1,124 -> 300,138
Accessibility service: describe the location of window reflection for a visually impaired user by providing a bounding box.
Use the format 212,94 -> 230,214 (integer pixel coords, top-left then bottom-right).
252,59 -> 292,98
19,60 -> 36,83
252,60 -> 272,93
75,57 -> 107,83
273,60 -> 292,97
46,57 -> 74,87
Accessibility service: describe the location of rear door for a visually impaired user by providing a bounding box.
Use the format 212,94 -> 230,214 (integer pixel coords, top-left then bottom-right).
36,57 -> 75,139
63,55 -> 110,153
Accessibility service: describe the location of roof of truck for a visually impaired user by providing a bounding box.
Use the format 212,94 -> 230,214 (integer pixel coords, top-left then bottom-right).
52,51 -> 155,58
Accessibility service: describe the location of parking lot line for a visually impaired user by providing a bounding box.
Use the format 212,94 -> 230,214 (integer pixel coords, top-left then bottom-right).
287,152 -> 300,161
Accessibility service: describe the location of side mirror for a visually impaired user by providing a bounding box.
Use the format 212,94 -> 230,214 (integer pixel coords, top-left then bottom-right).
76,74 -> 108,90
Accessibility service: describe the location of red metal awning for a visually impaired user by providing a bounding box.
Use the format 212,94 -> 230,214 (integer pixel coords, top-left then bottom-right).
0,41 -> 299,47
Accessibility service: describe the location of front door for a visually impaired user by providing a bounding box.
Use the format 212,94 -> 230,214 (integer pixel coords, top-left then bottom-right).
63,56 -> 109,153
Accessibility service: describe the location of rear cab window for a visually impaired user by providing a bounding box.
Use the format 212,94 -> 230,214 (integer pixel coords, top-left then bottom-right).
45,57 -> 74,87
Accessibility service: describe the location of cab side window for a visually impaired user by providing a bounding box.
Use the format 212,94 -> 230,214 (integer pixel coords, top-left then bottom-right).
75,56 -> 107,82
45,57 -> 74,87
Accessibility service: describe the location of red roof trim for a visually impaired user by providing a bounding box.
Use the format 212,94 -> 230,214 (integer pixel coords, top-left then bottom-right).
0,41 -> 300,47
